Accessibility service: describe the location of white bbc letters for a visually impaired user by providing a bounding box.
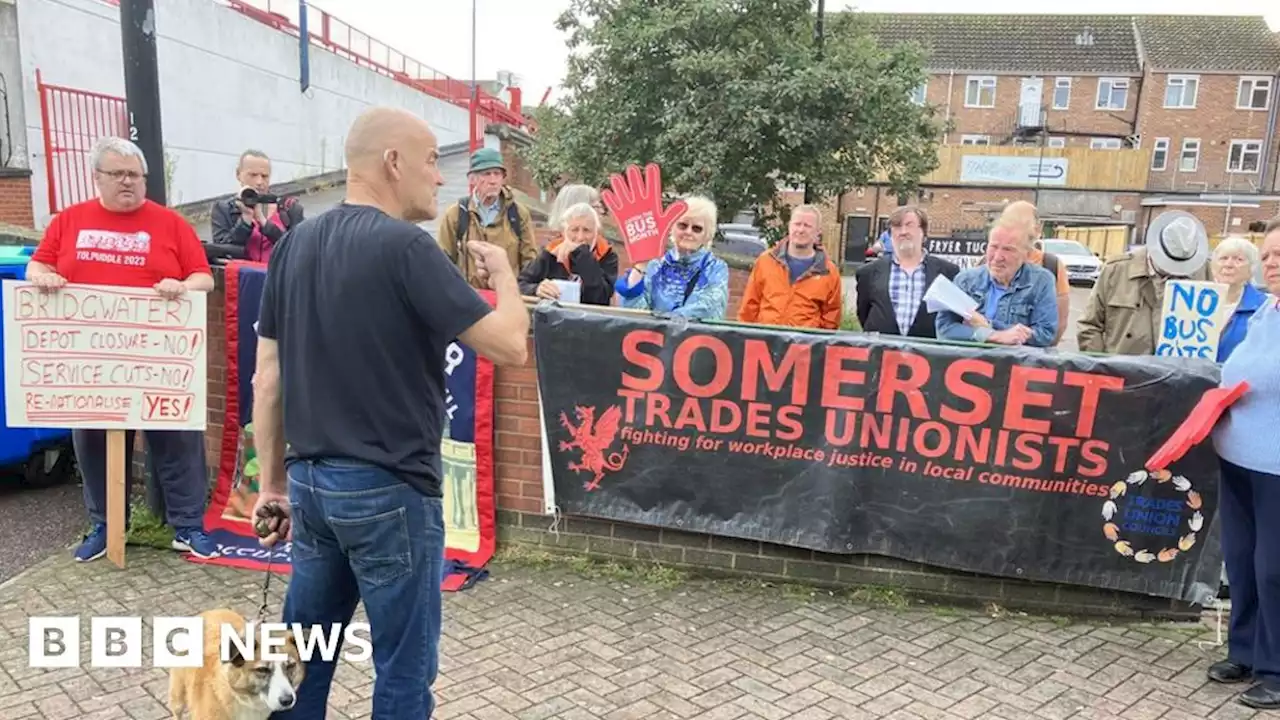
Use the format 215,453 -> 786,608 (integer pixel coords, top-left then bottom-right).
91,617 -> 143,667
153,616 -> 204,668
28,616 -> 80,668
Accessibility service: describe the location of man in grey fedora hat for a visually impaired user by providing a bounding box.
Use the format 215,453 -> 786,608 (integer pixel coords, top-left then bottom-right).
1077,210 -> 1212,355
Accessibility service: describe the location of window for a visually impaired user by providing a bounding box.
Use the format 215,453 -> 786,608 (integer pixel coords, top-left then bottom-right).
909,82 -> 927,105
1047,137 -> 1066,148
960,134 -> 991,145
1238,77 -> 1272,110
1228,140 -> 1263,173
1151,138 -> 1169,171
1179,139 -> 1200,172
1090,137 -> 1122,150
965,76 -> 996,108
1163,75 -> 1199,108
1053,78 -> 1071,109
1096,78 -> 1129,109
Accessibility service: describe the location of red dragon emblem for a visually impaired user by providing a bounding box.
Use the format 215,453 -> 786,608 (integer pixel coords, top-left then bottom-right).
559,405 -> 630,490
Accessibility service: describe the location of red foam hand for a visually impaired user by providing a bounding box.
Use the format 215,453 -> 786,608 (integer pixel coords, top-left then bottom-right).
600,163 -> 688,265
1145,381 -> 1249,472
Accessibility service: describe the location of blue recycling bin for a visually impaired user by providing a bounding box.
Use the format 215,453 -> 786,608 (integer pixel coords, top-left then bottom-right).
0,246 -> 76,486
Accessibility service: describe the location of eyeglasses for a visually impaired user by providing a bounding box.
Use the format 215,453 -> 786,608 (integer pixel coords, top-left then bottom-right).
97,169 -> 145,182
676,220 -> 705,234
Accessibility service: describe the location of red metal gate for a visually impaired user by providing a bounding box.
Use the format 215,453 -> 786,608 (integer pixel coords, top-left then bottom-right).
36,70 -> 129,214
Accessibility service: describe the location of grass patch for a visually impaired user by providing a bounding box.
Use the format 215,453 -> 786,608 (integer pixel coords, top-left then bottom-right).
493,544 -> 689,589
124,502 -> 174,550
839,310 -> 861,332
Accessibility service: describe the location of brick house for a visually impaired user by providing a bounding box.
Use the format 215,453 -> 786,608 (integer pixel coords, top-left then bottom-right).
820,13 -> 1280,264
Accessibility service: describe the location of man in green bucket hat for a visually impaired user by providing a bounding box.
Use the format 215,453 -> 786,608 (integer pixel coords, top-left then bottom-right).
437,147 -> 537,288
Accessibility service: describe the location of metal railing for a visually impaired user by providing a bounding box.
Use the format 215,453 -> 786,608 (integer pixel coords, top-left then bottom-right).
36,70 -> 129,214
224,0 -> 526,128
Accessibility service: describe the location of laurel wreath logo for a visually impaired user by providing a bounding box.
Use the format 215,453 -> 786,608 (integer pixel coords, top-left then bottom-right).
1101,468 -> 1203,563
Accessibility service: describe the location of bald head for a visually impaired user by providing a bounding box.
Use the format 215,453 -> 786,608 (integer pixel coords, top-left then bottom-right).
343,106 -> 444,222
345,107 -> 435,168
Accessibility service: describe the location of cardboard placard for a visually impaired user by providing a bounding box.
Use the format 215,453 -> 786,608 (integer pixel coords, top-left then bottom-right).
3,281 -> 208,429
1156,280 -> 1231,360
600,163 -> 688,265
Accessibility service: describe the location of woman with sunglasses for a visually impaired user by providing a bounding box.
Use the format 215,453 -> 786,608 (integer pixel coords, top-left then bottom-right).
614,195 -> 729,320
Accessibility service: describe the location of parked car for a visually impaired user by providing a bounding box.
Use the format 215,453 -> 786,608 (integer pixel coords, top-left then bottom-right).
1042,238 -> 1103,286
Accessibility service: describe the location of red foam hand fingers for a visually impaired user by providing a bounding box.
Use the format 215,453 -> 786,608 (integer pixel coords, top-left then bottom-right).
601,163 -> 688,264
1145,381 -> 1249,472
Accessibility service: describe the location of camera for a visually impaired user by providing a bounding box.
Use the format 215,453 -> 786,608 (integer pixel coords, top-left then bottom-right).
239,187 -> 279,207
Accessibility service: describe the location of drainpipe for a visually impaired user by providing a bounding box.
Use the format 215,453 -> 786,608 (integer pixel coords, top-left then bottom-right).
944,70 -> 954,143
1260,71 -> 1280,195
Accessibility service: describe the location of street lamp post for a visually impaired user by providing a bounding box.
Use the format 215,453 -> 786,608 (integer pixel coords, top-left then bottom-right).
802,0 -> 825,205
469,0 -> 480,152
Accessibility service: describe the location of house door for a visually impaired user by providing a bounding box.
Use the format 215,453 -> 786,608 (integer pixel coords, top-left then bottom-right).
843,215 -> 872,265
1019,77 -> 1044,126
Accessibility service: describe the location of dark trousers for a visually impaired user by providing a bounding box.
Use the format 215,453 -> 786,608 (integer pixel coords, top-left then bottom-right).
73,429 -> 208,529
1220,458 -> 1280,681
274,458 -> 445,719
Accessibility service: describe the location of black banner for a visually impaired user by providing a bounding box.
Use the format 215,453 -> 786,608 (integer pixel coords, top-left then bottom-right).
929,235 -> 987,269
534,305 -> 1224,604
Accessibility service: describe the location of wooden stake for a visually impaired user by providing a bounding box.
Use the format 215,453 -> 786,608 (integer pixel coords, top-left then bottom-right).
106,429 -> 126,568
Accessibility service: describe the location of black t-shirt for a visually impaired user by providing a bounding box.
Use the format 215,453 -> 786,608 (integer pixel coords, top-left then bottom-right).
257,203 -> 493,497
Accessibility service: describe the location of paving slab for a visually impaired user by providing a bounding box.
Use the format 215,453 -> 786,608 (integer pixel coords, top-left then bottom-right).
0,547 -> 1250,719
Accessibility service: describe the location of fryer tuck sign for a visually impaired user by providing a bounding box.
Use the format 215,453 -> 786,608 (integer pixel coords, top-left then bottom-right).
2,281 -> 208,430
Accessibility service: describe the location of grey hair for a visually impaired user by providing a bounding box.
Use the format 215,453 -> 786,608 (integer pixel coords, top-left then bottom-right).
91,136 -> 147,175
549,184 -> 601,230
237,149 -> 270,170
1213,235 -> 1261,273
560,202 -> 600,231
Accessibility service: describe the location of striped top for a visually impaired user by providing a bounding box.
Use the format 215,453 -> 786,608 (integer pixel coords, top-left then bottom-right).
1213,294 -> 1280,476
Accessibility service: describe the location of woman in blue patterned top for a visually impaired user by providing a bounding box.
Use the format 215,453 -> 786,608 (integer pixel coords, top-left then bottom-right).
614,195 -> 729,320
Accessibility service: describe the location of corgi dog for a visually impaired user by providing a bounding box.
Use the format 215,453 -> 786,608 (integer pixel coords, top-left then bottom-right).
169,608 -> 305,720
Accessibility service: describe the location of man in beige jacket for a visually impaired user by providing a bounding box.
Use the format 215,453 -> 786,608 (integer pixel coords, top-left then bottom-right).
1076,211 -> 1212,355
437,147 -> 538,289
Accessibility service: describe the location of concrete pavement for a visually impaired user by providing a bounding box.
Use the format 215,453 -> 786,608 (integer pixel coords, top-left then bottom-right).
0,546 -> 1253,720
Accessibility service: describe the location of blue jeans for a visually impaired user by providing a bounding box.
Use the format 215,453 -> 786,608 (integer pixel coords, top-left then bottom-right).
73,429 -> 207,528
274,458 -> 445,718
1220,458 -> 1280,681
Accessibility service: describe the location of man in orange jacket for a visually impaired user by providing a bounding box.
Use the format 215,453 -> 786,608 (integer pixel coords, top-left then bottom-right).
738,204 -> 843,329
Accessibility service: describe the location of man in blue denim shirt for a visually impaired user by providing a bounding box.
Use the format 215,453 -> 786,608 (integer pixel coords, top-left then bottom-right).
936,222 -> 1059,347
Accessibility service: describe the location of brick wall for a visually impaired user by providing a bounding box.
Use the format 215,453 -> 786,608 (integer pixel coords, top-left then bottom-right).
0,170 -> 34,228
1140,72 -> 1280,194
928,71 -> 1138,145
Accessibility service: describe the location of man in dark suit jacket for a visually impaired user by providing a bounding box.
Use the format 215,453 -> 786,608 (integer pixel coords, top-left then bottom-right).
855,205 -> 960,337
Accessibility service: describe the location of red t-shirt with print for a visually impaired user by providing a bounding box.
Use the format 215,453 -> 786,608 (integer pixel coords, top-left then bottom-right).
31,199 -> 211,287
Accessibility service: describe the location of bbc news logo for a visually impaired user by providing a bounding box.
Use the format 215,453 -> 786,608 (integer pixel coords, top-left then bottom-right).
28,616 -> 372,668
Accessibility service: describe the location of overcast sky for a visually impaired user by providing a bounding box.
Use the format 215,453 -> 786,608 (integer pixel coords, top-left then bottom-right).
308,0 -> 1279,108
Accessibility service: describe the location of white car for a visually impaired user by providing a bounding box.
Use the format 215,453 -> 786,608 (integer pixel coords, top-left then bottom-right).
1042,238 -> 1103,286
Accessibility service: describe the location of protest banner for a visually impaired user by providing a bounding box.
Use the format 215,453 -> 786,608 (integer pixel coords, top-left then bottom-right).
1156,280 -> 1231,359
199,262 -> 497,590
601,163 -> 688,265
2,280 -> 208,568
534,304 -> 1225,604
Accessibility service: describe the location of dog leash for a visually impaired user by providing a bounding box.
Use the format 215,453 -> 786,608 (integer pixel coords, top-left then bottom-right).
253,501 -> 288,623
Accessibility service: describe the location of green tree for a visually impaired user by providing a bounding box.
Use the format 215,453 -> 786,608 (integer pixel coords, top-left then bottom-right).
523,0 -> 945,229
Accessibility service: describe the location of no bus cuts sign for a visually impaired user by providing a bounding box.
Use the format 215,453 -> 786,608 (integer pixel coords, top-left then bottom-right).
2,281 -> 207,430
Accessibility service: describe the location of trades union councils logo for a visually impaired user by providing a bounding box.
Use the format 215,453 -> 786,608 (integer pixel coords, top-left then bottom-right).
558,404 -> 630,491
1102,468 -> 1204,563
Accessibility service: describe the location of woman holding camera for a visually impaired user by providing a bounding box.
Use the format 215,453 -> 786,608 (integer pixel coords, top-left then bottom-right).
210,149 -> 304,263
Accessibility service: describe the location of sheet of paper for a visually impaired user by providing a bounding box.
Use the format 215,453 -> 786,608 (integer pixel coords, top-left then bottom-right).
553,279 -> 581,304
924,275 -> 978,317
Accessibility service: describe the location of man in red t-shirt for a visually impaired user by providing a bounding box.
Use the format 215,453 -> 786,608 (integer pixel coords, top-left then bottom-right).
26,136 -> 219,563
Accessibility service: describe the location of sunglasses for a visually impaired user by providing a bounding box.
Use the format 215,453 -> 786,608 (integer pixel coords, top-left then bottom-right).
676,220 -> 705,234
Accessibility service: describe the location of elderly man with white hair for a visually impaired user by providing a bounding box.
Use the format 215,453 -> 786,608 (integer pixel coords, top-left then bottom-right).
1077,210 -> 1212,354
26,136 -> 219,562
517,200 -> 619,305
